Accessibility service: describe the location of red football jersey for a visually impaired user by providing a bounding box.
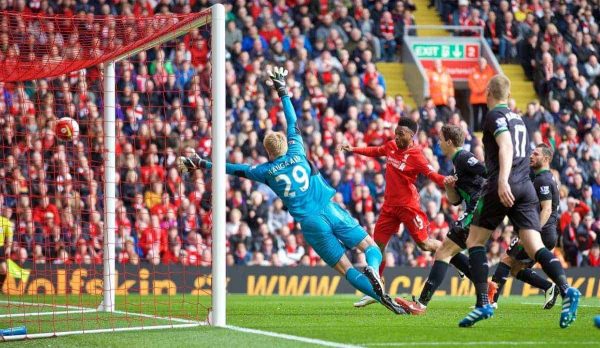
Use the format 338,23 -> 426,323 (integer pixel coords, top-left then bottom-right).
352,141 -> 445,207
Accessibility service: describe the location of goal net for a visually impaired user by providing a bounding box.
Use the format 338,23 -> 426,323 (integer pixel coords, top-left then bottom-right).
0,4 -> 226,340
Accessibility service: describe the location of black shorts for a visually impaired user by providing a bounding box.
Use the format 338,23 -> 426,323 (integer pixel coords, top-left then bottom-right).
472,180 -> 540,232
507,225 -> 558,266
0,246 -> 4,262
446,211 -> 473,250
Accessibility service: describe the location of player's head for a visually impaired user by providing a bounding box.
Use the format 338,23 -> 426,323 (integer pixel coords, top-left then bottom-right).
263,132 -> 288,160
486,75 -> 511,107
440,124 -> 464,156
530,143 -> 553,170
395,117 -> 418,149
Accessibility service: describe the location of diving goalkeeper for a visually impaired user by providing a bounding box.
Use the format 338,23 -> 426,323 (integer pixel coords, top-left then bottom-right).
178,67 -> 406,314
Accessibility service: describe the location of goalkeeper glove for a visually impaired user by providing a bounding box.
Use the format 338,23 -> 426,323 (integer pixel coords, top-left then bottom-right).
268,66 -> 289,97
177,152 -> 209,174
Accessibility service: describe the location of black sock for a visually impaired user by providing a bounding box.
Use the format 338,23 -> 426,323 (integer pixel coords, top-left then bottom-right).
419,260 -> 449,306
468,246 -> 489,307
516,269 -> 552,291
450,253 -> 472,279
535,248 -> 569,297
491,262 -> 511,303
0,272 -> 5,290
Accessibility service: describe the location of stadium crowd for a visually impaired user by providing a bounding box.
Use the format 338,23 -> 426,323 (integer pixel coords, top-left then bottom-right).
0,0 -> 598,271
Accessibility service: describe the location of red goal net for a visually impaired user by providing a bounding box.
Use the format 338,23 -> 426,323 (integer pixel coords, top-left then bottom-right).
0,6 -> 219,339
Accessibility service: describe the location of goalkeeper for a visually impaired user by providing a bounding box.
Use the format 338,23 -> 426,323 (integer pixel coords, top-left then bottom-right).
178,67 -> 406,315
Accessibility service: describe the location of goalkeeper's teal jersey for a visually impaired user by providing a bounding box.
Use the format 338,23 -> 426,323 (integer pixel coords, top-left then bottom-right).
224,96 -> 335,219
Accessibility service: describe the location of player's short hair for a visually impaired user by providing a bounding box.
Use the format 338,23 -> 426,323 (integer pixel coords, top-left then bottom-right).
263,132 -> 288,158
536,143 -> 554,159
487,75 -> 511,101
397,117 -> 418,134
441,125 -> 464,147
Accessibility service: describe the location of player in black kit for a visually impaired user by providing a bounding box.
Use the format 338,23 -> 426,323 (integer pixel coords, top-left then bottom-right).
459,75 -> 580,329
489,143 -> 560,310
396,125 -> 486,315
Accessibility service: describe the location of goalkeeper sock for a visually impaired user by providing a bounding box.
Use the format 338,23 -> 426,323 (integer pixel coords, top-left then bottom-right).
418,260 -> 448,306
535,248 -> 569,297
449,253 -> 472,279
491,262 -> 511,303
516,268 -> 552,291
468,246 -> 489,307
345,268 -> 380,302
364,245 -> 382,274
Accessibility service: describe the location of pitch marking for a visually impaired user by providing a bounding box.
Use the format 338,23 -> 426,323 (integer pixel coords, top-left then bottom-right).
521,302 -> 600,308
227,325 -> 363,348
364,342 -> 599,346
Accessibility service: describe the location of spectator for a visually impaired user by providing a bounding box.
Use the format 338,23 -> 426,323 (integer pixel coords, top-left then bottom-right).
427,60 -> 454,112
233,242 -> 252,265
378,11 -> 399,62
452,0 -> 471,28
468,57 -> 494,130
484,11 -> 500,53
499,11 -> 519,62
587,244 -> 600,267
281,234 -> 304,266
419,181 -> 442,213
519,33 -> 538,81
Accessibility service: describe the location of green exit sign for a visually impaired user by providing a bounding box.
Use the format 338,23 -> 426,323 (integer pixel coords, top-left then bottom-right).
412,43 -> 480,59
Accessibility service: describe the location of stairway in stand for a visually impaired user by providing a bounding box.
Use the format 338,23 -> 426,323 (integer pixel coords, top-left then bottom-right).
501,64 -> 539,112
376,62 -> 416,109
412,0 -> 449,36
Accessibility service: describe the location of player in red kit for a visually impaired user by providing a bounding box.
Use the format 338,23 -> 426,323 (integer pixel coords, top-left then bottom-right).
339,117 -> 447,307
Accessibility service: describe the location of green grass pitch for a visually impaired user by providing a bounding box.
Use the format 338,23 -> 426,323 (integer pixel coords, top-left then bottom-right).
1,295 -> 599,347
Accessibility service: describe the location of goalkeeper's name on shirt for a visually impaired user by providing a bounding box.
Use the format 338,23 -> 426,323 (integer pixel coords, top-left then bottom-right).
267,155 -> 303,176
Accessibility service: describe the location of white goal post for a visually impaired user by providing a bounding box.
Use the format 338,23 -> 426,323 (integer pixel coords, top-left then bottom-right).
99,2 -> 227,326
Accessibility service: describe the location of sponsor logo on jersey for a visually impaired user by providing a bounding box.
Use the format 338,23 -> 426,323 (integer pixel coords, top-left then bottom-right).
505,112 -> 523,121
495,117 -> 507,128
467,157 -> 478,166
540,186 -> 550,195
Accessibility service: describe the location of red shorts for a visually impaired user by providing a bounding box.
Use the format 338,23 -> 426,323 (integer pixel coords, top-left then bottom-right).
374,205 -> 430,245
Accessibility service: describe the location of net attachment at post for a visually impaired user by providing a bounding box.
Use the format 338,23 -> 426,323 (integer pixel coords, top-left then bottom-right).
0,4 -> 225,340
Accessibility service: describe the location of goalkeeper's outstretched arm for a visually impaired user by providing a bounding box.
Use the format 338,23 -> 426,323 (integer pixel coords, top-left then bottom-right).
268,67 -> 305,155
179,155 -> 266,183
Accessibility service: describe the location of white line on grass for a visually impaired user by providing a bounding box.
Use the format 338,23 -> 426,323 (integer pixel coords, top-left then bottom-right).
112,310 -> 206,325
0,308 -> 96,318
0,300 -> 91,311
521,302 -> 600,308
364,342 -> 599,346
227,325 -> 363,348
0,322 -> 203,342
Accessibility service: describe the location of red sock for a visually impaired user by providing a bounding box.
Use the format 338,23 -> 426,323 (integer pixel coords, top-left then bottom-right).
378,259 -> 386,278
